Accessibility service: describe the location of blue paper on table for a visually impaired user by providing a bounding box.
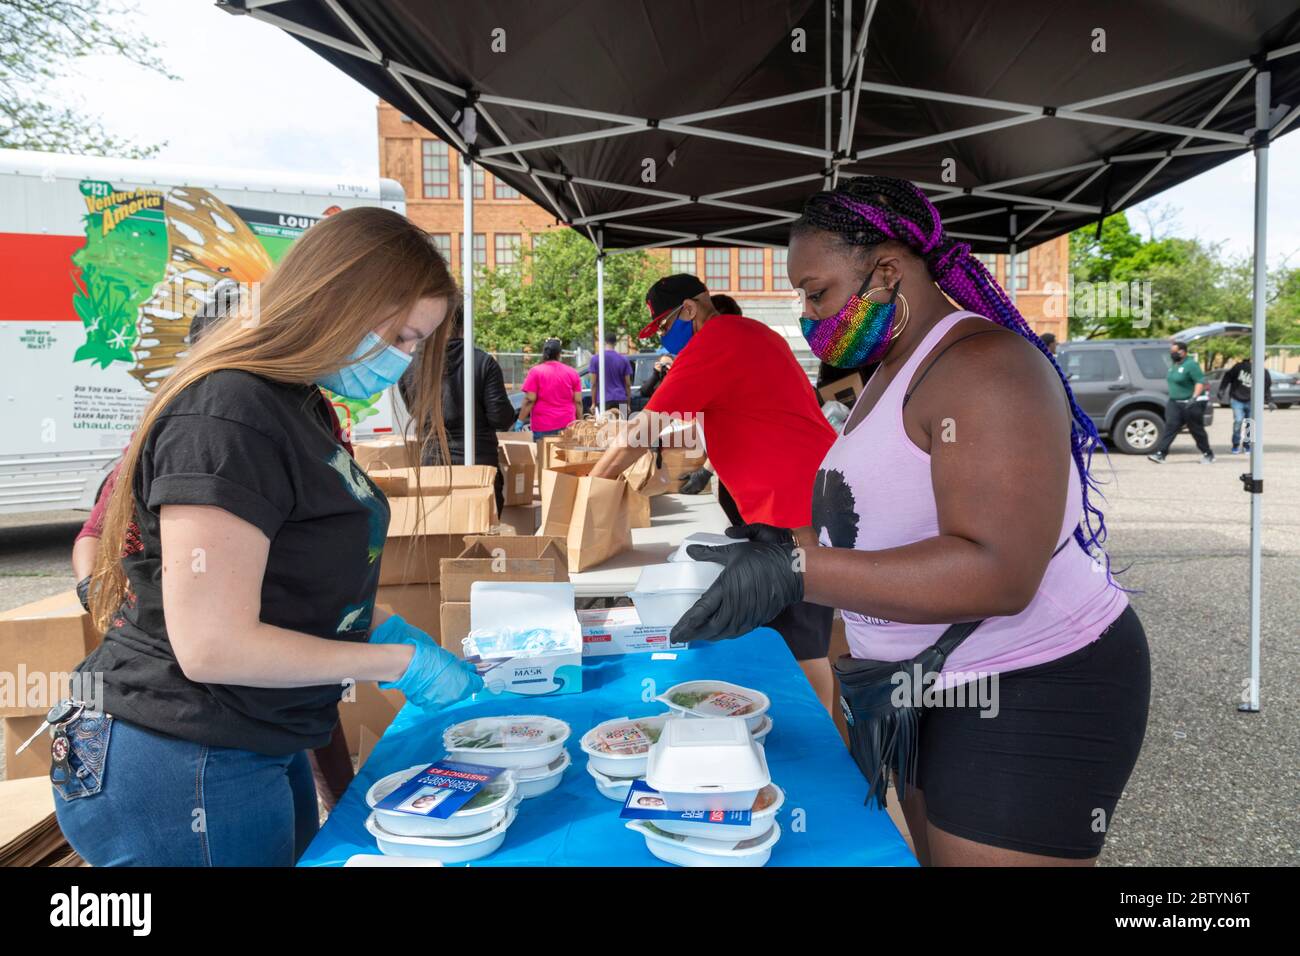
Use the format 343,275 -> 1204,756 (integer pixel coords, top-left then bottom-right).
620,780 -> 753,826
373,760 -> 503,818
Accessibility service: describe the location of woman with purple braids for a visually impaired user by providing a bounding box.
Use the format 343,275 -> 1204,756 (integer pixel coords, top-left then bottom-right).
672,176 -> 1149,866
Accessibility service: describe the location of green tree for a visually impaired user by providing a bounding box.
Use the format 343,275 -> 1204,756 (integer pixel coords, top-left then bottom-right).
1,0 -> 172,156
474,229 -> 666,351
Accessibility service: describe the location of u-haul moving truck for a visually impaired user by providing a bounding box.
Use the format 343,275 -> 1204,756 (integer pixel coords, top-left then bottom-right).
0,148 -> 409,514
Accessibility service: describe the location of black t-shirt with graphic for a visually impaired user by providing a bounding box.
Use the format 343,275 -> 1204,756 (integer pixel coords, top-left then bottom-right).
77,370 -> 390,756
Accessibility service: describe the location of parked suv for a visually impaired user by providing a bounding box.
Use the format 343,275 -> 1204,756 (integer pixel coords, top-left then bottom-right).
1057,340 -> 1176,454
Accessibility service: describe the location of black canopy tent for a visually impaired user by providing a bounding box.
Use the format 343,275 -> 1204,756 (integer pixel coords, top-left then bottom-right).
222,0 -> 1300,711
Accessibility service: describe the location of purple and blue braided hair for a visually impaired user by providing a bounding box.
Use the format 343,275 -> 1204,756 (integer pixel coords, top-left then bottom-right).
794,176 -> 1110,560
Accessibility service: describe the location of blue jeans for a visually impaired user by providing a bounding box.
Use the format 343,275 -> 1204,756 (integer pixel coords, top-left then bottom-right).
52,712 -> 318,866
1231,398 -> 1251,448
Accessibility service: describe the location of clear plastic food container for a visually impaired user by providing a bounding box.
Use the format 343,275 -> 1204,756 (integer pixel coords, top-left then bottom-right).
442,715 -> 571,768
366,765 -> 518,838
652,783 -> 784,841
626,562 -> 723,628
586,762 -> 641,802
365,807 -> 516,863
626,819 -> 782,868
657,680 -> 771,731
644,717 -> 770,812
507,749 -> 570,799
668,533 -> 740,563
580,714 -> 669,778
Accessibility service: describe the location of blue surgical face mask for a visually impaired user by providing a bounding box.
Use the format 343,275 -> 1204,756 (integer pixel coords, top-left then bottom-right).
660,314 -> 695,355
316,331 -> 413,399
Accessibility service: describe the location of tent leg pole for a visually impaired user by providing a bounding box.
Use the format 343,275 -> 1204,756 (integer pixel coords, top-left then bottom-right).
461,143 -> 476,467
596,239 -> 606,417
1007,213 -> 1018,307
1241,69 -> 1270,714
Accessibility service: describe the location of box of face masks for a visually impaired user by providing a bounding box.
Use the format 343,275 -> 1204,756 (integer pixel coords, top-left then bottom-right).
464,582 -> 582,696
577,606 -> 684,657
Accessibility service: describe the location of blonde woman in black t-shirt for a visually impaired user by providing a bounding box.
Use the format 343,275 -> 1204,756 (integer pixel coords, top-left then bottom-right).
52,208 -> 482,866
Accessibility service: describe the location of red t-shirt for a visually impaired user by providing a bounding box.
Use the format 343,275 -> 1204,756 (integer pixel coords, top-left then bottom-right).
646,314 -> 835,527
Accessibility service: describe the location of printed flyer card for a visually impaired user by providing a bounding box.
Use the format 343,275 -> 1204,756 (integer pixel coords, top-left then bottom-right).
374,761 -> 504,818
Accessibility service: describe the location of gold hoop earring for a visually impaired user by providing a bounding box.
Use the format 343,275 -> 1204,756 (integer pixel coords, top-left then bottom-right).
864,286 -> 909,341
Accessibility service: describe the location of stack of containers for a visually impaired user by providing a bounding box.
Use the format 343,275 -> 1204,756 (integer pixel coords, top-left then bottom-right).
658,679 -> 774,746
363,715 -> 570,863
580,714 -> 670,801
628,716 -> 783,867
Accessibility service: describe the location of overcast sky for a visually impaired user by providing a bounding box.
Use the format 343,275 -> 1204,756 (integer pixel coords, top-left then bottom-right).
44,0 -> 1300,265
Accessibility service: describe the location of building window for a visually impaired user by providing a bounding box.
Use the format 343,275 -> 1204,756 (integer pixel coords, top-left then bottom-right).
704,248 -> 731,289
1012,254 -> 1029,290
671,248 -> 696,275
495,234 -> 521,269
430,233 -> 452,265
494,177 -> 520,200
974,252 -> 998,278
771,248 -> 792,291
421,140 -> 450,198
473,164 -> 485,200
458,233 -> 487,268
738,248 -> 764,291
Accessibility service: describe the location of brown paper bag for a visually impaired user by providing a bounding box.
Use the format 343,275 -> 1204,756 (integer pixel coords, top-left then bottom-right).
538,463 -> 633,571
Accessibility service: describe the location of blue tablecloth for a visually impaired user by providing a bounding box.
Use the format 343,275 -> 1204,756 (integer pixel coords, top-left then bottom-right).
299,627 -> 916,867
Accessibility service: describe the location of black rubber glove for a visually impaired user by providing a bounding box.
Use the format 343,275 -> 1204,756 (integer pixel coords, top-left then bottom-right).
75,575 -> 92,612
678,467 -> 713,495
670,540 -> 805,643
725,522 -> 796,548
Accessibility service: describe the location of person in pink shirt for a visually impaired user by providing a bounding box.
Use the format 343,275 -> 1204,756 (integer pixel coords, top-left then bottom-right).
516,337 -> 582,438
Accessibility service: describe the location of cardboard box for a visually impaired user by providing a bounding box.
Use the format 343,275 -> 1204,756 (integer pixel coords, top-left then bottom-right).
378,477 -> 498,586
337,682 -> 405,759
353,436 -> 419,472
497,430 -> 533,444
818,372 -> 865,407
538,463 -> 634,572
438,536 -> 568,656
577,606 -> 684,657
2,714 -> 50,779
0,591 -> 102,717
466,581 -> 582,696
368,464 -> 497,498
498,442 -> 536,506
374,584 -> 441,639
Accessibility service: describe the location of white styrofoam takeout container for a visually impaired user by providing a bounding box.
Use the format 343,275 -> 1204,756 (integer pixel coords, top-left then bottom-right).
366,764 -> 518,838
657,680 -> 771,731
644,717 -> 770,812
652,783 -> 785,841
580,714 -> 669,778
626,820 -> 782,868
750,715 -> 773,746
586,761 -> 641,802
507,749 -> 570,799
626,562 -> 723,628
668,533 -> 740,563
442,715 -> 571,769
365,807 -> 516,863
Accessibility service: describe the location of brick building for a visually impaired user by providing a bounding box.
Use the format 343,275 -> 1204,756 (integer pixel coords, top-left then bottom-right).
379,101 -> 1070,354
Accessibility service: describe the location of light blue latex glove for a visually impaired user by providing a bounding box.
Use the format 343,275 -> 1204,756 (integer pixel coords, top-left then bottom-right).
369,615 -> 483,711
510,420 -> 525,432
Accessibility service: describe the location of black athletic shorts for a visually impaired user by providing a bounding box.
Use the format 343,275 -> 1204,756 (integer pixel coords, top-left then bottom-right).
913,604 -> 1151,859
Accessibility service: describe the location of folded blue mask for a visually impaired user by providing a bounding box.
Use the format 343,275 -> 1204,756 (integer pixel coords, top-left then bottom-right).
660,316 -> 695,355
316,331 -> 412,399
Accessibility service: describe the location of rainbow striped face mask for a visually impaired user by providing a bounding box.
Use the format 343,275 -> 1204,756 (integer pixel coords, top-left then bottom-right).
800,267 -> 901,368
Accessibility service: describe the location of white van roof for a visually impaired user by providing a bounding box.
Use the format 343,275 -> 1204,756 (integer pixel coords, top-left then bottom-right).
0,148 -> 403,203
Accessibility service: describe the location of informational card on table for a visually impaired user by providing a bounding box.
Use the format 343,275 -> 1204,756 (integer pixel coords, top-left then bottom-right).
374,760 -> 503,818
619,780 -> 753,825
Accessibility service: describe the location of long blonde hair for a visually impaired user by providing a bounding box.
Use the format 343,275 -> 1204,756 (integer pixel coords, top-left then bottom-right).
90,206 -> 457,631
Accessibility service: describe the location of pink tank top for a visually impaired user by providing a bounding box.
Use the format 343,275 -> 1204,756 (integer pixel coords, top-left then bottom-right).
815,311 -> 1127,680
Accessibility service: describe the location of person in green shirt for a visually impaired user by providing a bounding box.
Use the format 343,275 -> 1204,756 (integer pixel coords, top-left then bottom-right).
1148,338 -> 1214,463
